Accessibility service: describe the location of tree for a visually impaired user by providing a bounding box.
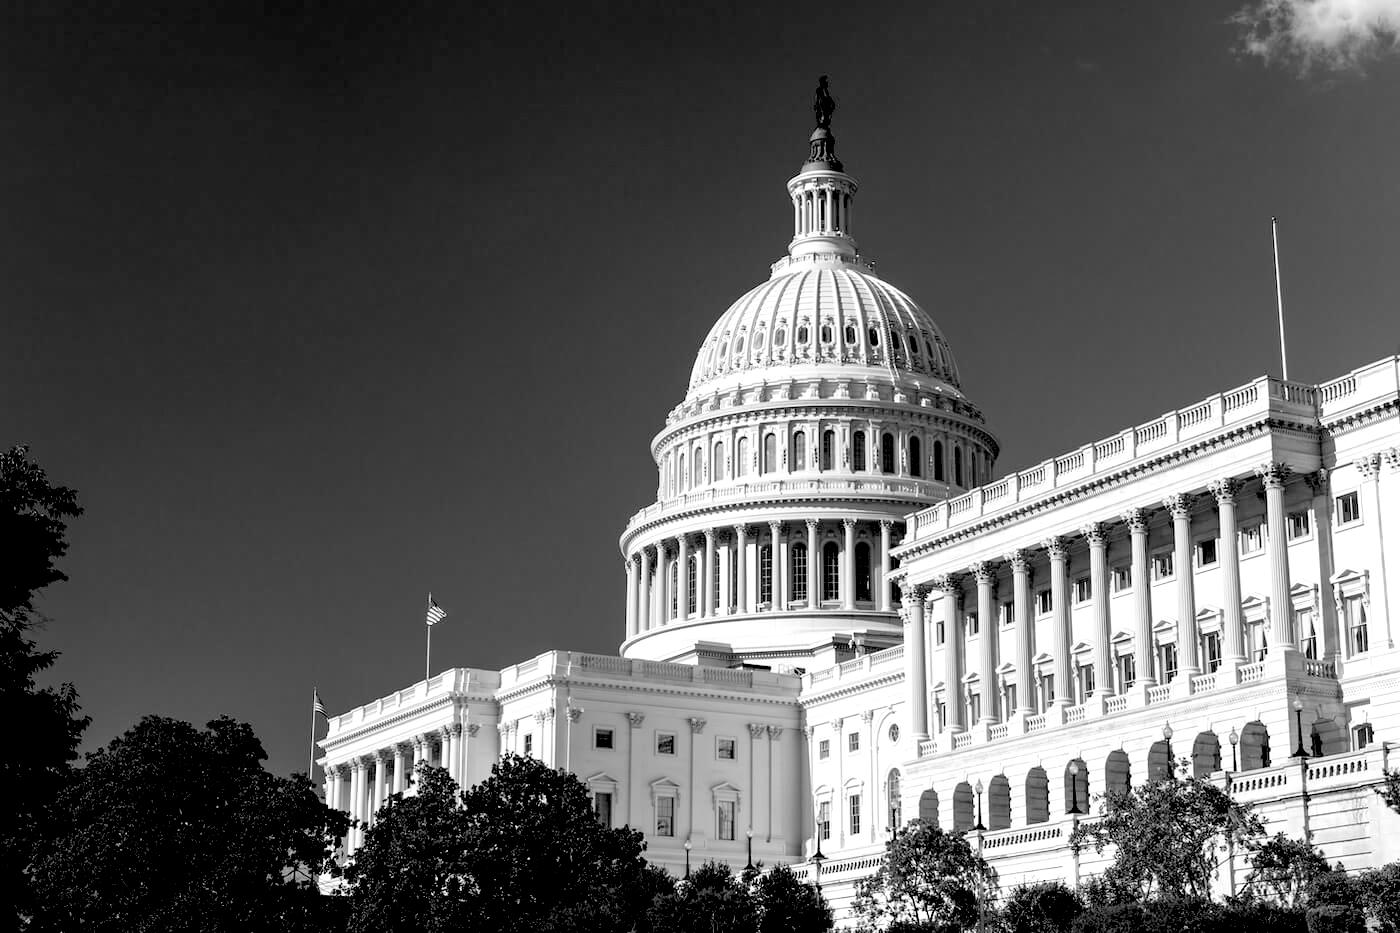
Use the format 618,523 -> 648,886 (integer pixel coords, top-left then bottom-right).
1244,833 -> 1333,908
342,765 -> 474,932
1375,768 -> 1400,815
648,861 -> 756,933
752,863 -> 832,932
27,715 -> 348,932
851,820 -> 996,932
1001,881 -> 1082,933
1070,777 -> 1262,901
1,445 -> 88,928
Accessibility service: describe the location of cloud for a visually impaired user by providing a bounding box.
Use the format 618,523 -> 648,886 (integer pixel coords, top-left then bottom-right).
1232,0 -> 1400,74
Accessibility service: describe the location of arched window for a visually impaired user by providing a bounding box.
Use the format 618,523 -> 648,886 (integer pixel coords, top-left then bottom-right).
820,323 -> 833,344
821,430 -> 835,470
908,436 -> 923,478
1193,732 -> 1222,779
762,433 -> 777,474
713,441 -> 724,483
954,445 -> 964,486
868,326 -> 880,348
881,433 -> 896,474
844,324 -> 857,344
855,542 -> 872,602
886,770 -> 902,831
917,788 -> 939,826
791,544 -> 808,603
736,436 -> 749,478
822,542 -> 840,602
687,554 -> 697,617
792,432 -> 807,471
1105,750 -> 1131,798
952,782 -> 974,833
933,440 -> 945,481
852,431 -> 867,471
1025,767 -> 1050,824
1064,758 -> 1089,814
988,775 -> 1012,830
693,446 -> 703,487
670,561 -> 679,618
759,544 -> 773,605
679,453 -> 687,492
797,324 -> 809,344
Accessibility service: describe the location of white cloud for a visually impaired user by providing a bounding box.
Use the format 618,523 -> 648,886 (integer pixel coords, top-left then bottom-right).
1232,0 -> 1400,74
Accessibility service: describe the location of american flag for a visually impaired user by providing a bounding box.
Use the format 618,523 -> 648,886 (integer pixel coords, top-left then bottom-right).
426,593 -> 448,626
312,688 -> 327,718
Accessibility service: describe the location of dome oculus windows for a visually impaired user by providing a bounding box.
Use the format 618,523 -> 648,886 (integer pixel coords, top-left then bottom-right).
796,324 -> 809,344
820,323 -> 833,344
844,324 -> 857,344
868,327 -> 880,347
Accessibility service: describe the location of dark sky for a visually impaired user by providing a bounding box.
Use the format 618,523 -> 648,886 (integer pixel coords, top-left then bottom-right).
4,2 -> 1398,777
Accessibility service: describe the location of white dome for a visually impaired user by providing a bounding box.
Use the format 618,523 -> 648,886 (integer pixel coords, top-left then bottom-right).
686,264 -> 963,398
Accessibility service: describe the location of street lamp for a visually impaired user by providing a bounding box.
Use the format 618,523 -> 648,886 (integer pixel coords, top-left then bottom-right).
745,827 -> 754,871
1229,725 -> 1239,771
1067,761 -> 1082,815
683,839 -> 691,879
974,779 -> 985,830
1163,722 -> 1175,779
811,841 -> 826,893
1292,698 -> 1309,759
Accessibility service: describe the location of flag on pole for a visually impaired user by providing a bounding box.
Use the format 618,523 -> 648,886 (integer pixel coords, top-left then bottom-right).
312,688 -> 327,718
426,593 -> 448,626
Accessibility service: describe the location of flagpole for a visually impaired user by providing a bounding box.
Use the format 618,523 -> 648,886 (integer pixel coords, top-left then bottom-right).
1272,216 -> 1289,381
426,621 -> 432,683
308,688 -> 318,783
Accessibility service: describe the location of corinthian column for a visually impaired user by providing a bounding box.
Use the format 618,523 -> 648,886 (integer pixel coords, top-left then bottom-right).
1257,463 -> 1296,651
733,525 -> 749,613
625,556 -> 638,638
1044,537 -> 1071,707
1164,493 -> 1200,678
1006,550 -> 1034,715
936,575 -> 964,731
1082,523 -> 1113,697
973,562 -> 998,723
879,520 -> 893,611
638,546 -> 652,633
843,518 -> 857,610
903,582 -> 930,738
703,529 -> 716,618
770,521 -> 785,609
1209,478 -> 1246,666
1123,509 -> 1154,687
676,534 -> 690,622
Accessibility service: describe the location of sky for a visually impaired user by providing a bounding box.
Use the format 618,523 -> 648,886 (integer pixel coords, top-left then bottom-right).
3,1 -> 1399,778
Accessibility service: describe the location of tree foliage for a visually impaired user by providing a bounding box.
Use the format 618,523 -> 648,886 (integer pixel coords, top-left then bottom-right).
752,862 -> 832,933
1001,881 -> 1083,933
1376,768 -> 1400,816
648,861 -> 756,933
851,820 -> 996,932
1070,777 -> 1262,902
1,445 -> 88,928
1244,833 -> 1333,908
28,715 -> 348,932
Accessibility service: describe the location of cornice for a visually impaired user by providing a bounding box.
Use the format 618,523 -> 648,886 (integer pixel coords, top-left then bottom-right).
494,674 -> 802,709
623,494 -> 923,548
799,669 -> 904,705
1321,398 -> 1399,438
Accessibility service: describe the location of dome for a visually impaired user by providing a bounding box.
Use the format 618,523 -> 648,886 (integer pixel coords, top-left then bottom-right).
686,264 -> 964,398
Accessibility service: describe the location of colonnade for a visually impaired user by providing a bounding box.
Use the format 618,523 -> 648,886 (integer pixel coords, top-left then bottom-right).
901,463 -> 1301,739
625,519 -> 898,637
791,180 -> 852,238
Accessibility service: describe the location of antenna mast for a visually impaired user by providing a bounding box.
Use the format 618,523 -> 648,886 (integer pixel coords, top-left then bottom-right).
1272,216 -> 1289,381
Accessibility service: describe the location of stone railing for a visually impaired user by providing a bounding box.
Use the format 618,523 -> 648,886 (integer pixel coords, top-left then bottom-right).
1191,672 -> 1217,693
1146,684 -> 1173,704
1025,714 -> 1047,733
1239,662 -> 1266,683
1105,695 -> 1129,715
952,732 -> 974,750
629,476 -> 942,528
1065,704 -> 1087,724
1305,659 -> 1337,679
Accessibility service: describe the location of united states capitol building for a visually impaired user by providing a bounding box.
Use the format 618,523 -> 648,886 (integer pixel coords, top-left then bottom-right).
319,86 -> 1400,916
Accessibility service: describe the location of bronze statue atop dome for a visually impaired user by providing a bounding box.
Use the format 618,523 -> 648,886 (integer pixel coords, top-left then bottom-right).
813,75 -> 835,128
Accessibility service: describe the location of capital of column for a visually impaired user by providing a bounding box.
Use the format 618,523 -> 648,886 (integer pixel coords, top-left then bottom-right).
1356,453 -> 1383,480
1004,549 -> 1030,574
627,711 -> 646,729
704,527 -> 717,543
1162,493 -> 1195,519
450,723 -> 463,737
879,518 -> 894,533
748,722 -> 767,739
842,517 -> 856,531
860,709 -> 875,724
1080,522 -> 1106,547
971,561 -> 997,586
497,722 -> 512,737
767,724 -> 783,740
1256,462 -> 1292,489
1305,469 -> 1330,495
1208,477 -> 1244,505
932,574 -> 960,595
904,580 -> 930,603
567,706 -> 584,723
688,717 -> 707,734
1121,507 -> 1150,534
769,520 -> 783,537
805,518 -> 819,533
533,709 -> 549,724
831,717 -> 844,731
802,725 -> 816,739
1041,536 -> 1068,561
1385,448 -> 1400,472
375,748 -> 391,763
733,523 -> 748,541
396,741 -> 414,756
466,723 -> 480,737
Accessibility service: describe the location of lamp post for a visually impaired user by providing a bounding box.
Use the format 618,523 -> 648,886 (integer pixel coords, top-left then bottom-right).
683,839 -> 691,879
1163,722 -> 1175,779
745,827 -> 753,871
1229,725 -> 1239,771
1292,698 -> 1309,759
811,841 -> 826,894
974,779 -> 985,830
1067,761 -> 1082,815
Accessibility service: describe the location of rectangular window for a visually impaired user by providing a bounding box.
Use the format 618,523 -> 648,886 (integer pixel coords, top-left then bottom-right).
935,621 -> 945,645
1158,644 -> 1178,682
523,734 -> 534,756
1074,576 -> 1092,604
1287,510 -> 1311,540
1354,723 -> 1374,751
818,739 -> 830,760
792,546 -> 808,602
717,737 -> 736,760
848,731 -> 860,753
1003,682 -> 1017,713
1117,653 -> 1136,689
1002,601 -> 1015,626
849,794 -> 861,835
656,732 -> 676,756
759,545 -> 773,605
594,727 -> 614,750
594,792 -> 613,826
967,693 -> 981,723
1078,663 -> 1094,702
966,612 -> 979,636
1196,538 -> 1218,567
1241,524 -> 1264,555
1040,674 -> 1055,711
1297,608 -> 1317,660
1112,565 -> 1132,593
936,701 -> 947,730
817,800 -> 831,840
853,433 -> 867,471
1036,589 -> 1053,615
1337,492 -> 1361,525
1248,621 -> 1269,662
718,800 -> 735,840
657,796 -> 675,836
1152,552 -> 1175,580
1345,595 -> 1369,654
1202,632 -> 1222,673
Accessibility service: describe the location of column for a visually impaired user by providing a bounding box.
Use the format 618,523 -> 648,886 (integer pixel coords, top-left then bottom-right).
1165,493 -> 1200,677
1123,509 -> 1155,687
1082,523 -> 1113,696
448,724 -> 463,784
372,752 -> 388,821
392,743 -> 408,794
656,545 -> 668,627
973,562 -> 998,723
703,529 -> 716,618
806,519 -> 819,606
904,583 -> 930,737
348,759 -> 364,852
1044,537 -> 1071,706
1257,464 -> 1296,649
325,765 -> 340,811
1007,550 -> 1034,714
734,525 -> 749,613
879,520 -> 893,611
770,521 -> 785,610
843,519 -> 857,610
638,546 -> 652,633
1357,455 -> 1393,649
625,556 -> 638,638
676,534 -> 690,622
937,575 -> 964,731
1210,479 -> 1246,665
